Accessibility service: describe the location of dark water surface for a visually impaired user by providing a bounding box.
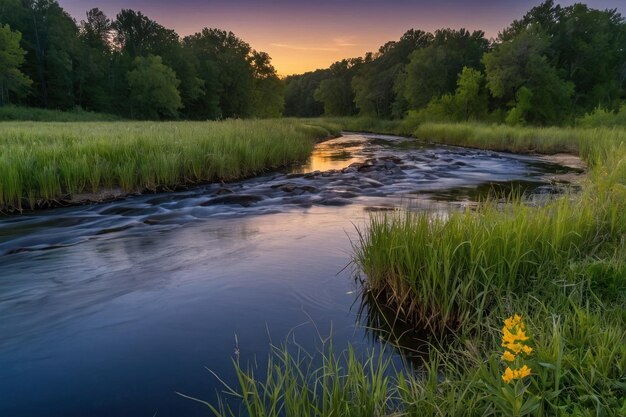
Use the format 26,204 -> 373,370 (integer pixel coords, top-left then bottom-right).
0,133 -> 577,416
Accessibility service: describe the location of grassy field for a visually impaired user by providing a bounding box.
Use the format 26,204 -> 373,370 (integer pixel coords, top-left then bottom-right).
0,105 -> 122,122
0,119 -> 339,212
201,123 -> 626,416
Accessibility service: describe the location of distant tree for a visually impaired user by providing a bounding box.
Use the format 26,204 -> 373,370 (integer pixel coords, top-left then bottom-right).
12,0 -> 80,109
283,69 -> 328,117
112,10 -> 179,58
75,8 -> 112,111
315,78 -> 352,116
171,47 -> 206,118
314,59 -> 362,116
401,29 -> 488,110
0,24 -> 32,105
352,29 -> 432,118
505,86 -> 533,125
127,55 -> 182,119
80,8 -> 111,50
411,67 -> 487,123
454,67 -> 487,121
483,30 -> 574,124
183,28 -> 255,118
249,51 -> 283,117
500,0 -> 626,113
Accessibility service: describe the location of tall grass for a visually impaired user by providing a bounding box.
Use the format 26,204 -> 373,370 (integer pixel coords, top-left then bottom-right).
356,122 -> 625,327
195,301 -> 625,416
181,344 -> 396,417
319,116 -> 407,136
355,187 -> 625,332
413,122 -> 626,158
196,122 -> 625,416
0,119 -> 339,211
0,105 -> 122,122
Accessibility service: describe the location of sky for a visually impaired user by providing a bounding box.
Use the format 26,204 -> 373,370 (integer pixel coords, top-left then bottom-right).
58,0 -> 625,76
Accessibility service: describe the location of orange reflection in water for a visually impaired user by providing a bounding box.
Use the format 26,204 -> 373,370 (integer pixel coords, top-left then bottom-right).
293,137 -> 366,173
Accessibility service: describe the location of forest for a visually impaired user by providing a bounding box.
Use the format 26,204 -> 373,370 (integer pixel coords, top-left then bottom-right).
0,0 -> 284,119
1,0 -> 625,125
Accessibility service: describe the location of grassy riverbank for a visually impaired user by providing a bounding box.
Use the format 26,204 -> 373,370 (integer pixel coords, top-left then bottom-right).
0,105 -> 123,122
201,122 -> 626,416
0,119 -> 339,212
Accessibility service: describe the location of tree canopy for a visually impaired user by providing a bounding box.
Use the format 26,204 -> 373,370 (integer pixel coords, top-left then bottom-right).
127,55 -> 182,119
0,0 -> 624,123
0,24 -> 31,104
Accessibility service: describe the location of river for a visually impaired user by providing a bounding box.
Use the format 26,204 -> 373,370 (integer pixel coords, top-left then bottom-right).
0,132 -> 579,416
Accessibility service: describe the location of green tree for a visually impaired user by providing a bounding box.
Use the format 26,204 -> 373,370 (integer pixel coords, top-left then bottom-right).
313,59 -> 361,116
454,67 -> 487,121
505,86 -> 533,125
127,55 -> 182,119
75,8 -> 112,111
112,9 -> 179,58
352,29 -> 432,118
401,29 -> 487,110
16,0 -> 80,109
283,69 -> 329,117
0,24 -> 32,105
249,51 -> 283,117
412,67 -> 487,123
183,28 -> 256,118
483,30 -> 574,124
500,0 -> 626,113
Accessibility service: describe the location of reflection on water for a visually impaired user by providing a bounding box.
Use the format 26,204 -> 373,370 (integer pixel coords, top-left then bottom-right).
0,133 -> 581,417
292,136 -> 368,173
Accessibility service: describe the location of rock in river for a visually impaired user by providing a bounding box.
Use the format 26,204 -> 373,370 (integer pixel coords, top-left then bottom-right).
200,194 -> 263,207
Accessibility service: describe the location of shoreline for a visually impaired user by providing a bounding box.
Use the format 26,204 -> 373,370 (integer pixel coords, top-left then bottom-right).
0,131 -> 587,215
0,133 -> 340,216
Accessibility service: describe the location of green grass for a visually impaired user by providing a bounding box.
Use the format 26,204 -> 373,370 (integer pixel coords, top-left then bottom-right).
195,121 -> 626,416
0,105 -> 122,122
413,122 -> 626,158
319,116 -> 407,135
181,344 -> 396,417
0,119 -> 339,211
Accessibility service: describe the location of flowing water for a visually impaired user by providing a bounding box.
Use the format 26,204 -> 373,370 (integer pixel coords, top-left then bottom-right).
0,133 -> 580,416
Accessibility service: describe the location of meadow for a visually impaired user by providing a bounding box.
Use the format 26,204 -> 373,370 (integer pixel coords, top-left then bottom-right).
0,105 -> 122,122
202,122 -> 626,416
0,119 -> 339,212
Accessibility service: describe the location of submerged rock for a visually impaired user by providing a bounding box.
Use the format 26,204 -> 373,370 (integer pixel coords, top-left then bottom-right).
200,194 -> 263,207
216,187 -> 234,195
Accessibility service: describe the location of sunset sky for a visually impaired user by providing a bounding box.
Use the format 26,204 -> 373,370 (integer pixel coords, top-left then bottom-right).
58,0 -> 625,75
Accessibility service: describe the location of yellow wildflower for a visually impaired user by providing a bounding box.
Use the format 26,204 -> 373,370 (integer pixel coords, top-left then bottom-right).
502,342 -> 523,354
501,365 -> 533,383
502,327 -> 517,344
502,367 -> 516,383
504,314 -> 522,329
518,365 -> 532,378
515,330 -> 529,342
500,315 -> 533,384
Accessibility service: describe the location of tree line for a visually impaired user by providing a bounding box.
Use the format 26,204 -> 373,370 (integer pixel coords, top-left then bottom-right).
285,1 -> 626,125
0,0 -> 283,119
1,0 -> 625,124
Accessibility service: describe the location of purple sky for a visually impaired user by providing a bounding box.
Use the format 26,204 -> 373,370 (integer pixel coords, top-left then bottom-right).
58,0 -> 626,75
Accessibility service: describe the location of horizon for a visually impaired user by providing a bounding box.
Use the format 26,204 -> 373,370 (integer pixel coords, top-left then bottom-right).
58,0 -> 626,75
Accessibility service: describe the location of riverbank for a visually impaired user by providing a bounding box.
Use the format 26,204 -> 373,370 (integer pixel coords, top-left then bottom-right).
0,119 -> 340,213
203,122 -> 625,416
